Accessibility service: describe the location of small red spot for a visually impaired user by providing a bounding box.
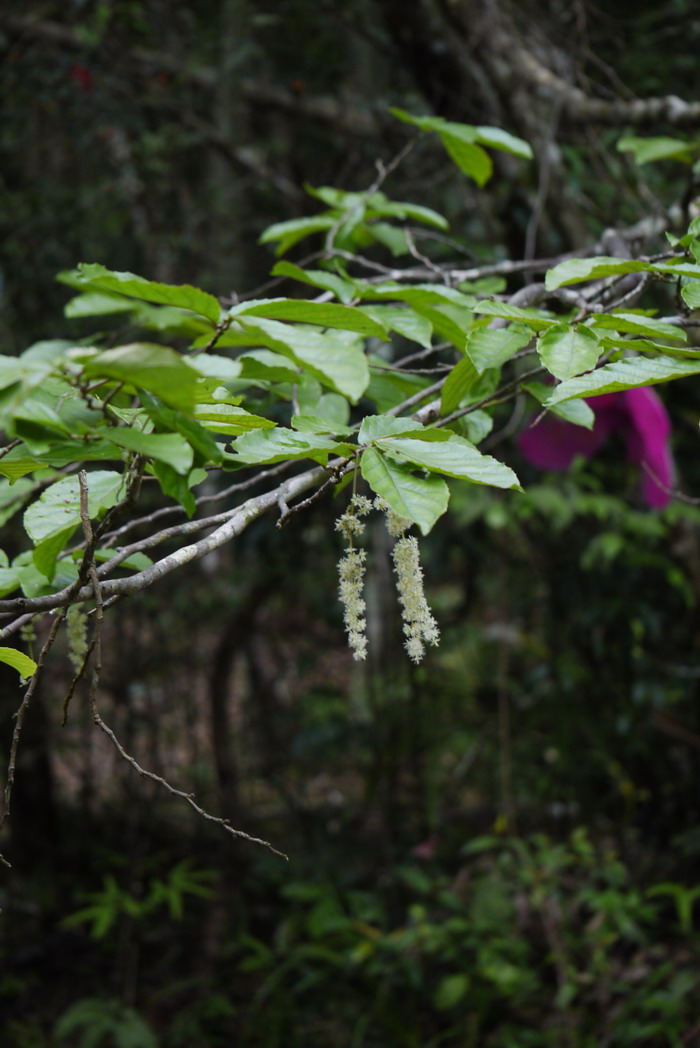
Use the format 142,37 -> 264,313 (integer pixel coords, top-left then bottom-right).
69,64 -> 94,92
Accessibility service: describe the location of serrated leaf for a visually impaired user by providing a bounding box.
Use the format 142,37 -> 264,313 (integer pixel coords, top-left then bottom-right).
82,343 -> 199,412
234,298 -> 387,338
651,260 -> 700,278
24,471 -> 125,544
235,317 -> 369,402
360,446 -> 449,534
105,429 -> 194,475
0,647 -> 37,679
681,282 -> 700,309
291,414 -> 353,436
77,263 -> 221,323
466,326 -> 532,373
545,256 -> 649,291
413,304 -> 474,349
193,404 -> 276,435
238,351 -> 301,384
229,427 -> 348,466
617,135 -> 693,165
385,434 -> 521,490
474,301 -> 559,328
360,306 -> 433,349
270,261 -> 357,304
441,356 -> 478,413
358,282 -> 475,308
359,415 -> 440,444
588,312 -> 686,341
545,354 -> 700,406
537,324 -> 602,380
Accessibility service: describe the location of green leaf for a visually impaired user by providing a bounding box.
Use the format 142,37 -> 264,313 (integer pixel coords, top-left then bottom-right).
234,298 -> 387,338
475,126 -> 532,159
359,306 -> 433,349
229,427 -> 349,466
64,290 -> 137,318
24,471 -> 125,544
270,261 -> 357,304
359,282 -> 474,308
413,304 -> 474,349
33,526 -> 75,580
193,404 -> 276,435
385,434 -> 521,490
366,364 -> 431,413
139,393 -> 223,464
441,356 -> 479,414
0,647 -> 37,679
360,447 -> 449,534
545,256 -> 649,291
474,301 -> 559,329
587,312 -> 686,341
238,351 -> 301,384
82,343 -> 199,412
466,327 -> 533,373
366,197 -> 449,231
434,973 -> 470,1011
186,354 -> 242,382
523,382 -> 595,429
617,135 -> 693,165
537,324 -> 602,380
651,260 -> 700,279
461,409 -> 494,444
359,416 -> 438,444
235,317 -> 370,402
77,263 -> 221,323
105,429 -> 194,475
681,282 -> 700,309
439,132 -> 492,185
259,215 -> 336,255
545,354 -> 700,406
152,462 -> 200,516
291,413 -> 353,436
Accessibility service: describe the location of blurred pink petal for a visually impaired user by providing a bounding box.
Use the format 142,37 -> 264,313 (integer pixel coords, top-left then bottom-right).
519,387 -> 674,508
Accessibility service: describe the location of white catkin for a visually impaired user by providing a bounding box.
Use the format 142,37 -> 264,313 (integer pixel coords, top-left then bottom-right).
391,536 -> 440,663
338,548 -> 368,661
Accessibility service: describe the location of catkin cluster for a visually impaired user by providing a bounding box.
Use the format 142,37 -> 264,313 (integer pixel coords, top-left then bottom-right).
336,493 -> 439,663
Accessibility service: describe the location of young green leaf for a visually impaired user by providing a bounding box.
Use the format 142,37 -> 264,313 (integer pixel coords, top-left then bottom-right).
0,647 -> 37,679
587,312 -> 686,341
228,427 -> 349,466
537,324 -> 602,380
545,354 -> 700,406
466,327 -> 532,373
24,471 -> 125,545
617,135 -> 693,165
385,434 -> 521,490
234,298 -> 387,338
360,446 -> 449,534
270,261 -> 357,304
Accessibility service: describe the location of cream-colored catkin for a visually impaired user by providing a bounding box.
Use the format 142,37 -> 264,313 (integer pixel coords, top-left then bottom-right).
391,535 -> 440,664
336,495 -> 373,661
338,548 -> 368,661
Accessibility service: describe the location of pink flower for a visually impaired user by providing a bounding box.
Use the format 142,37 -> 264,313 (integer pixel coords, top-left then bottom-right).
518,388 -> 674,508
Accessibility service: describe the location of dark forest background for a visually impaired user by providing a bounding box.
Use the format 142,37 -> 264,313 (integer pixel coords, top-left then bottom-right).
3,2 -> 700,1045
